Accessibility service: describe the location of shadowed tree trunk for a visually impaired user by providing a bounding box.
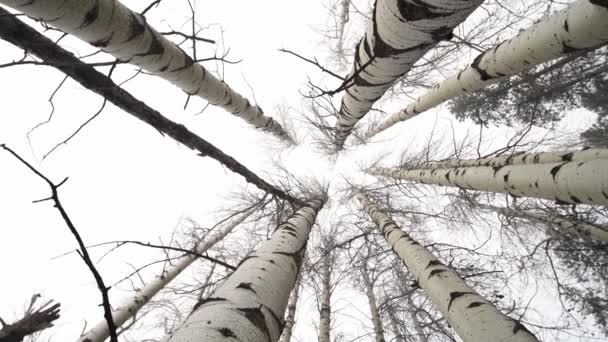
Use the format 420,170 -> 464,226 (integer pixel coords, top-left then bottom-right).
367,150 -> 608,206
357,192 -> 539,342
0,10 -> 301,205
366,0 -> 608,139
334,0 -> 483,148
165,199 -> 325,342
0,0 -> 292,141
360,261 -> 386,342
318,253 -> 332,342
280,275 -> 302,342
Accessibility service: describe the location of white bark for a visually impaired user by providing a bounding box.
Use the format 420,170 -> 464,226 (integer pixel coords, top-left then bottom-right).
318,254 -> 332,342
360,264 -> 386,342
1,0 -> 291,141
367,0 -> 608,139
368,153 -> 608,206
165,199 -> 324,342
402,148 -> 608,170
78,209 -> 253,342
477,202 -> 608,242
334,0 -> 483,148
357,193 -> 539,342
280,276 -> 301,342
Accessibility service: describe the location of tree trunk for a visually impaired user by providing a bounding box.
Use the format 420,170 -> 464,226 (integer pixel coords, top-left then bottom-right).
367,152 -> 608,206
477,202 -> 608,242
0,11 -> 302,205
357,193 -> 539,342
318,253 -> 332,342
386,305 -> 405,342
165,199 -> 324,342
334,0 -> 483,148
367,0 -> 608,139
407,296 -> 428,342
78,209 -> 253,342
280,275 -> 301,342
0,0 -> 291,141
360,262 -> 385,342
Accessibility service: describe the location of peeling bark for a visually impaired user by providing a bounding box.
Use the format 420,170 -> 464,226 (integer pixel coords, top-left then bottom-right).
368,151 -> 608,206
77,209 -> 253,342
334,0 -> 483,148
165,200 -> 324,342
0,0 -> 292,141
367,0 -> 608,139
358,193 -> 539,342
0,11 -> 301,205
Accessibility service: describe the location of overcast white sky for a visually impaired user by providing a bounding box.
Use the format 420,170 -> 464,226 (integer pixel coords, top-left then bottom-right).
0,0 -> 602,341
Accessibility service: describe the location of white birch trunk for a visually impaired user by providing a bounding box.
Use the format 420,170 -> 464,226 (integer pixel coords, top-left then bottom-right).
78,209 -> 253,342
164,199 -> 324,342
402,148 -> 608,170
477,202 -> 608,242
280,276 -> 301,342
367,0 -> 608,139
360,265 -> 386,342
357,193 -> 539,342
368,154 -> 608,206
318,254 -> 332,342
334,0 -> 483,148
1,0 -> 291,141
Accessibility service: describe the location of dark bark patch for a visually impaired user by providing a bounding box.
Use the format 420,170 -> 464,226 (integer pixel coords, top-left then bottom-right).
126,13 -> 146,42
563,20 -> 569,32
512,319 -> 535,336
274,250 -> 303,269
91,33 -> 113,48
428,269 -> 446,279
136,31 -> 164,57
218,327 -> 237,338
471,52 -> 493,81
237,255 -> 256,269
562,42 -> 579,53
590,0 -> 608,8
425,259 -> 443,269
569,195 -> 581,203
447,291 -> 476,311
79,0 -> 100,28
550,164 -> 564,180
192,297 -> 227,313
397,0 -> 451,21
467,301 -> 486,308
237,307 -> 270,338
237,282 -> 257,294
561,152 -> 574,162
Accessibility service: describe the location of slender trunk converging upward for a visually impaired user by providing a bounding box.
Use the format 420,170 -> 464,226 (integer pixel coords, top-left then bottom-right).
476,202 -> 608,242
401,148 -> 608,171
360,263 -> 386,342
357,193 -> 540,342
366,0 -> 608,139
318,253 -> 332,342
407,296 -> 429,342
165,199 -> 324,342
334,0 -> 483,149
368,151 -> 608,206
386,305 -> 405,342
280,276 -> 302,342
77,209 -> 253,342
0,0 -> 291,141
0,11 -> 301,205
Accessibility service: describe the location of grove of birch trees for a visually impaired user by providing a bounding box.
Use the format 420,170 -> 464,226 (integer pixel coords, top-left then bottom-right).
0,0 -> 606,341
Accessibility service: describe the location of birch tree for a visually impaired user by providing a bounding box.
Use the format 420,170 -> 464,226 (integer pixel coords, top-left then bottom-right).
164,198 -> 325,342
280,276 -> 301,342
366,0 -> 608,139
367,149 -> 608,206
357,192 -> 539,342
77,207 -> 256,342
0,0 -> 292,141
333,0 -> 483,148
359,258 -> 386,342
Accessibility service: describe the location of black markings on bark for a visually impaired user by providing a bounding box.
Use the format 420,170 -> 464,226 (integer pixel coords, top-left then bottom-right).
561,152 -> 574,162
562,42 -> 580,53
428,269 -> 446,279
237,255 -> 256,269
512,319 -> 535,336
218,327 -> 237,338
79,0 -> 100,28
91,33 -> 113,48
563,20 -> 569,32
447,291 -> 476,311
237,307 -> 271,340
569,195 -> 581,203
397,0 -> 451,21
467,301 -> 486,308
135,30 -> 164,57
237,282 -> 257,294
590,0 -> 608,7
603,190 -> 608,199
274,250 -> 304,270
170,50 -> 195,73
425,259 -> 443,269
471,52 -> 493,81
191,297 -> 227,313
550,163 -> 564,180
126,13 -> 146,42
503,173 -> 509,183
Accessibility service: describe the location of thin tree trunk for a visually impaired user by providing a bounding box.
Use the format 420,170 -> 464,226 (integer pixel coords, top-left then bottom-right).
78,209 -> 253,342
360,262 -> 385,342
334,0 -> 483,148
357,193 -> 539,342
366,0 -> 608,139
367,152 -> 608,206
165,199 -> 324,342
407,296 -> 428,342
477,202 -> 608,242
318,253 -> 332,342
0,0 -> 291,141
280,275 -> 301,342
401,148 -> 608,170
0,11 -> 301,205
386,305 -> 405,342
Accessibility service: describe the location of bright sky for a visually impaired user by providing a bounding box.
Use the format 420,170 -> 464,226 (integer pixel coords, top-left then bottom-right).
0,0 -> 601,341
